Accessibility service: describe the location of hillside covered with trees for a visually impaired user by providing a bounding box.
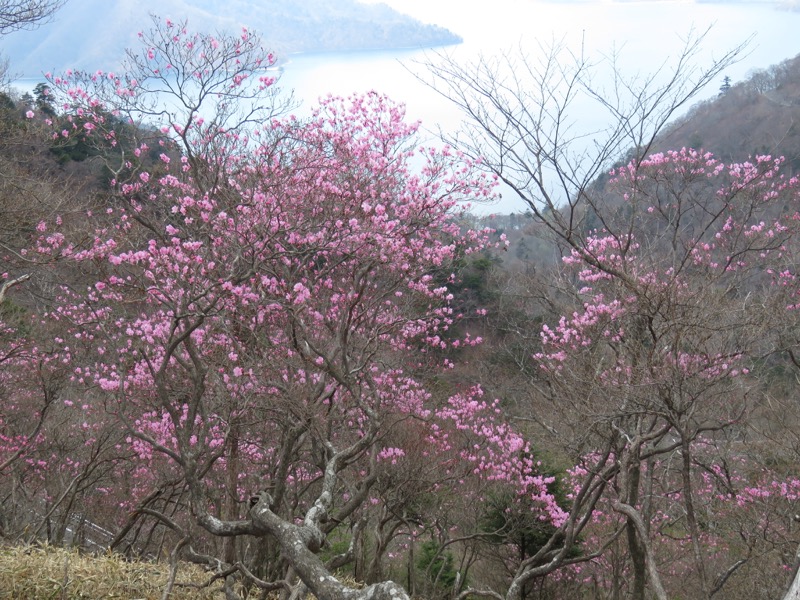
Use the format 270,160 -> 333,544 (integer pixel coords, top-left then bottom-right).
657,57 -> 800,170
6,5 -> 800,600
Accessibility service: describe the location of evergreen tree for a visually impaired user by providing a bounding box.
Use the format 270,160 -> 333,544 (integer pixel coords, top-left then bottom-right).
719,75 -> 732,95
33,82 -> 54,115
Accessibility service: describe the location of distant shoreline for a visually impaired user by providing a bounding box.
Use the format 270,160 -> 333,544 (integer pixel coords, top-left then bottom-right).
7,37 -> 464,82
8,39 -> 464,93
280,39 -> 462,64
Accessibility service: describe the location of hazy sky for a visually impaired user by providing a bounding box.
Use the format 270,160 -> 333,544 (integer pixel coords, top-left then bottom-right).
358,0 -> 800,98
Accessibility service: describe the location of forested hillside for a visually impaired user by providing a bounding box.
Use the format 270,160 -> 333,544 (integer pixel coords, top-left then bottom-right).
5,12 -> 800,600
656,54 -> 800,169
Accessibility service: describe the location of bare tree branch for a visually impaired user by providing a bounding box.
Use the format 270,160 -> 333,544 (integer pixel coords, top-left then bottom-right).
0,0 -> 65,35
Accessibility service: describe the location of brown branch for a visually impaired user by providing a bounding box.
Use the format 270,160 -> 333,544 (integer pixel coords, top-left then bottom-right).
0,273 -> 30,305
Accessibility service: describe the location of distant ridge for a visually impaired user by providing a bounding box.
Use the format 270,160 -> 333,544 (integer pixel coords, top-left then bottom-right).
1,0 -> 462,77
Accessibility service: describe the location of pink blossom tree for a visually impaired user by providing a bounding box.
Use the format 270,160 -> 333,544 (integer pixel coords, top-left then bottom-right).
12,16 -> 800,600
495,150 -> 800,599
420,33 -> 800,598
9,18 -> 573,600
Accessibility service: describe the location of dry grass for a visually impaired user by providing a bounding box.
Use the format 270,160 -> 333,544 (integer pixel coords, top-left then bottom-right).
0,543 -> 226,599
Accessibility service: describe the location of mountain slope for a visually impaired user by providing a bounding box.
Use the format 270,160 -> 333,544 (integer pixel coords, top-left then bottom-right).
655,54 -> 800,170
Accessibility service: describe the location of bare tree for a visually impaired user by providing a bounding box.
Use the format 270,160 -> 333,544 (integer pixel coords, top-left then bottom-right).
0,0 -> 65,35
415,30 -> 775,600
418,28 -> 748,256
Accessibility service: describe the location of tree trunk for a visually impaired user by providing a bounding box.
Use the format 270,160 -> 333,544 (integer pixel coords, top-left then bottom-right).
782,540 -> 800,600
627,515 -> 647,600
249,492 -> 411,600
784,573 -> 800,600
613,501 -> 668,600
623,455 -> 647,600
680,436 -> 709,598
223,426 -> 240,565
